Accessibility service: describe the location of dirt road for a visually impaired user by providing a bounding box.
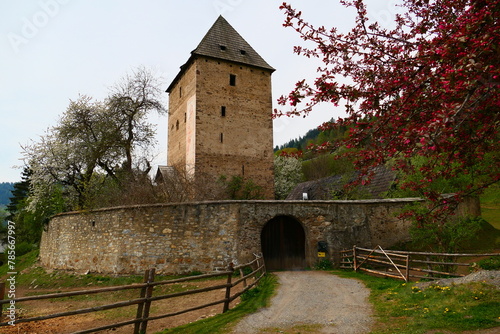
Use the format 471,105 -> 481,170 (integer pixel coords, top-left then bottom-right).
233,271 -> 374,334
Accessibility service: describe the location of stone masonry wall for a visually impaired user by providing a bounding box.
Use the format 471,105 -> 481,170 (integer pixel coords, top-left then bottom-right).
167,60 -> 196,168
195,57 -> 275,198
40,199 -> 425,275
167,56 -> 275,199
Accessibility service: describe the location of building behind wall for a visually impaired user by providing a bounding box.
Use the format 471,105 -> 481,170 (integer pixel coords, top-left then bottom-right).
166,16 -> 275,199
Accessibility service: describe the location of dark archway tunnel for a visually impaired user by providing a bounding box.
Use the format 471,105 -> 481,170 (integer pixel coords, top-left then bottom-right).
261,215 -> 306,270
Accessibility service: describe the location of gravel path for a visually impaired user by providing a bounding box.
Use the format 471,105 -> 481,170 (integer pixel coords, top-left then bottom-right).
233,271 -> 374,334
416,270 -> 500,289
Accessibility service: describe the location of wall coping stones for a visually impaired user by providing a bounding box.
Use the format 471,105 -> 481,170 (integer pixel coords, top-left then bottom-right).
52,197 -> 425,218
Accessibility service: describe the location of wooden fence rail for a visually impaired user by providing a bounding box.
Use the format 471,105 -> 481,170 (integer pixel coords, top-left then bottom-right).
0,253 -> 266,333
341,246 -> 499,281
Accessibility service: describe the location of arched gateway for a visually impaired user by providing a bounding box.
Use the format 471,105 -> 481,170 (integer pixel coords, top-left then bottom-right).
40,199 -> 442,275
261,216 -> 306,270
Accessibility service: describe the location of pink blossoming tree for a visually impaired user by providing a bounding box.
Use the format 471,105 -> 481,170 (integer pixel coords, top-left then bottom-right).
277,0 -> 499,250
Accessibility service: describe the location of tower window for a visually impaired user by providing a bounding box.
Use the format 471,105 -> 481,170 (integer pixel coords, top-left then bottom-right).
242,164 -> 245,175
229,74 -> 236,86
240,50 -> 246,55
176,120 -> 179,130
179,86 -> 182,97
221,106 -> 226,117
219,45 -> 227,51
220,133 -> 224,143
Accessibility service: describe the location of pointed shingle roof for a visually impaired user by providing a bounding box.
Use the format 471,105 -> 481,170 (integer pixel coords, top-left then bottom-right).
193,16 -> 275,71
167,16 -> 274,92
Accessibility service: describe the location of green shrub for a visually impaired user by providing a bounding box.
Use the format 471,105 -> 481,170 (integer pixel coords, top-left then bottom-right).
477,257 -> 500,270
315,259 -> 334,270
16,241 -> 35,256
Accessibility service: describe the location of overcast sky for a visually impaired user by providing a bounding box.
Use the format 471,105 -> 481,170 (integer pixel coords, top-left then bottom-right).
0,0 -> 397,183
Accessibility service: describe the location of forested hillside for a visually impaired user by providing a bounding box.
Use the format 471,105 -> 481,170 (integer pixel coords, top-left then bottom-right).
0,183 -> 14,206
274,120 -> 348,153
274,123 -> 355,183
274,127 -> 322,151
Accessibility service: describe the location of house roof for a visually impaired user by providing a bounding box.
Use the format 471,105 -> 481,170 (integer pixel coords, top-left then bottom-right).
286,166 -> 397,200
167,16 -> 275,92
154,165 -> 176,184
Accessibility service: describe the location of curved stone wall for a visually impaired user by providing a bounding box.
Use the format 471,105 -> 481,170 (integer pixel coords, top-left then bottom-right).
40,199 -> 424,274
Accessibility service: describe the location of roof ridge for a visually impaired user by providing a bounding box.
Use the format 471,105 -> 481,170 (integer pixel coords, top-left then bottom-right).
166,16 -> 274,92
192,15 -> 275,71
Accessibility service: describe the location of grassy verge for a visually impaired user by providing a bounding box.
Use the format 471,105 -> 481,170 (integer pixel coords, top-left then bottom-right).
0,250 -> 200,291
332,270 -> 500,333
157,274 -> 278,334
0,248 -> 39,277
480,184 -> 500,230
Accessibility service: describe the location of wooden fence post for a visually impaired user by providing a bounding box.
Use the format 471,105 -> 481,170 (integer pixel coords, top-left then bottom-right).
239,268 -> 247,287
139,268 -> 156,334
259,253 -> 266,275
223,263 -> 234,313
134,270 -> 149,334
134,269 -> 155,334
426,255 -> 434,277
405,255 -> 410,282
353,245 -> 357,272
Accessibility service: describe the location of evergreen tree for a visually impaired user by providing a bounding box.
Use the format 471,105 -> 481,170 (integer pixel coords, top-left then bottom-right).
0,182 -> 14,206
6,167 -> 31,221
5,167 -> 62,250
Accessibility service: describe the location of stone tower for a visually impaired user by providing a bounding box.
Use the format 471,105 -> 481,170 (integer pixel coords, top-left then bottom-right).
166,16 -> 275,199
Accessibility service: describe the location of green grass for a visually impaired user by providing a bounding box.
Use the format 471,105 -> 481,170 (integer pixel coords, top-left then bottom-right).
16,266 -> 146,289
481,207 -> 500,230
157,274 -> 278,334
0,250 -> 192,290
476,183 -> 500,249
331,270 -> 500,334
480,184 -> 500,230
0,248 -> 39,277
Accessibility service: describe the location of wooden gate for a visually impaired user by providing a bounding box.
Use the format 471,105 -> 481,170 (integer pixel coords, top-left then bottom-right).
261,216 -> 306,270
340,246 -> 500,281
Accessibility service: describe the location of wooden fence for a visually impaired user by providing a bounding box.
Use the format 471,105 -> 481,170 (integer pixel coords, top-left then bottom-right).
340,245 -> 499,282
0,254 -> 266,333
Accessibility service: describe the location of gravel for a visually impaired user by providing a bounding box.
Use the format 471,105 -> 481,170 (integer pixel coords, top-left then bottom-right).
233,271 -> 374,334
416,270 -> 500,289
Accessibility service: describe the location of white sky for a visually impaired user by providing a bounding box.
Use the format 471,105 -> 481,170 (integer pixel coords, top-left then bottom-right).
0,0 -> 396,182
